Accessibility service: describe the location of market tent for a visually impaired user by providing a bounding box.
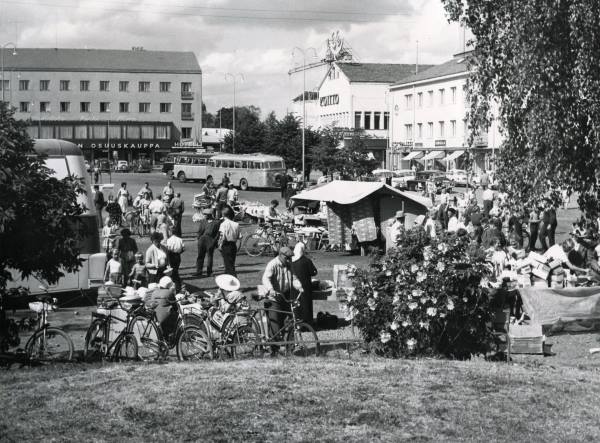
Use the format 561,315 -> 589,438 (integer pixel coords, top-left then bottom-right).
443,150 -> 464,162
421,151 -> 445,161
403,151 -> 423,160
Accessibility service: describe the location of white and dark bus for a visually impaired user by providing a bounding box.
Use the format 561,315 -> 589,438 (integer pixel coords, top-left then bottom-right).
207,153 -> 286,190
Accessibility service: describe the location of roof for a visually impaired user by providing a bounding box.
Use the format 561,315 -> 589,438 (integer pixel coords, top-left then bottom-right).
210,153 -> 283,162
292,91 -> 319,102
33,139 -> 82,156
0,48 -> 201,74
391,56 -> 468,88
291,180 -> 431,208
337,62 -> 435,84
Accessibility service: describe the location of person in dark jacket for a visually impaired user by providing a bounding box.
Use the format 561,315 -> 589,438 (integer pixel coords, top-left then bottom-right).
291,242 -> 318,325
151,276 -> 178,340
169,192 -> 185,237
93,185 -> 106,228
196,209 -> 222,277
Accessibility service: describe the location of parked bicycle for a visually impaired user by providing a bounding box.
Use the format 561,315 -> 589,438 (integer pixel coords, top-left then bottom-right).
244,222 -> 293,257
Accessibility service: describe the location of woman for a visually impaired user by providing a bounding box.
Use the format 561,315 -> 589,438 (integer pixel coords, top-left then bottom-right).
145,232 -> 169,284
291,242 -> 318,325
116,228 -> 138,286
116,182 -> 130,215
105,194 -> 122,227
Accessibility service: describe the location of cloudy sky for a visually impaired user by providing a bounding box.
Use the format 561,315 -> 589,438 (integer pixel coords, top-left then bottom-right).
0,0 -> 466,118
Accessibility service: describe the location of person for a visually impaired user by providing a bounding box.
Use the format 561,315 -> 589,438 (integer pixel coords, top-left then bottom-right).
150,276 -> 178,340
291,242 -> 318,325
93,163 -> 101,184
424,208 -> 438,239
265,199 -> 281,223
128,252 -> 149,288
165,228 -> 185,290
508,208 -> 525,249
202,175 -> 216,202
280,172 -> 289,199
544,238 -> 588,274
447,207 -> 465,233
546,199 -> 557,248
214,180 -> 229,219
116,182 -> 130,215
389,210 -> 406,245
105,194 -> 122,227
196,209 -> 221,277
162,181 -> 175,203
482,185 -> 494,217
104,249 -> 123,285
146,232 -> 169,283
480,169 -> 490,188
170,192 -> 185,237
115,228 -> 137,286
470,205 -> 484,244
93,185 -> 106,228
148,195 -> 167,233
101,218 -> 118,254
137,182 -> 153,200
218,206 -> 240,276
227,183 -> 239,207
138,192 -> 152,227
528,205 -> 541,251
426,179 -> 436,204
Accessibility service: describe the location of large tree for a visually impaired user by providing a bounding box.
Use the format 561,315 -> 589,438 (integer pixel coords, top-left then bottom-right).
222,106 -> 265,154
441,0 -> 600,214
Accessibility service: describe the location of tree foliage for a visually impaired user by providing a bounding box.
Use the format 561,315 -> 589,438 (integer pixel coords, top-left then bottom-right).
0,102 -> 86,290
441,0 -> 600,215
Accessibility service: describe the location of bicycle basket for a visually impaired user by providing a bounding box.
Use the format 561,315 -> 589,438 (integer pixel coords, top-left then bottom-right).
98,298 -> 119,309
28,301 -> 52,313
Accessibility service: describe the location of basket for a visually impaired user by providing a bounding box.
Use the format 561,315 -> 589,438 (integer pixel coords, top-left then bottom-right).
28,301 -> 53,313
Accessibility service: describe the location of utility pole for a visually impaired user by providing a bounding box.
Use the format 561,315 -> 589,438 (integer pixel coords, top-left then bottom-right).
224,73 -> 244,153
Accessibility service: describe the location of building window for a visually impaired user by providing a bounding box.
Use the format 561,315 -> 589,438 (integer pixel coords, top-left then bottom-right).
354,112 -> 361,129
0,79 -> 9,91
428,90 -> 433,107
383,112 -> 389,130
181,82 -> 192,92
417,92 -> 423,108
19,80 -> 29,91
141,126 -> 154,138
139,81 -> 150,92
181,127 -> 192,138
93,125 -> 107,139
75,125 -> 88,138
40,102 -> 50,113
156,126 -> 171,139
364,112 -> 371,130
127,126 -> 140,139
40,80 -> 50,91
439,89 -> 445,105
181,103 -> 192,113
374,112 -> 381,130
428,122 -> 433,137
404,124 -> 413,140
119,102 -> 129,113
451,87 -> 457,104
451,120 -> 457,136
417,123 -> 423,139
100,81 -> 110,91
119,81 -> 129,92
60,80 -> 70,91
40,126 -> 54,138
405,94 -> 413,110
60,102 -> 70,113
59,126 -> 73,139
139,102 -> 150,113
80,80 -> 89,91
439,121 -> 445,138
99,102 -> 110,113
160,103 -> 171,113
80,102 -> 90,113
159,82 -> 171,92
19,102 -> 30,112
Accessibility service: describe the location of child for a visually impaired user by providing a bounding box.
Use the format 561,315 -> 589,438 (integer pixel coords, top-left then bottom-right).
101,217 -> 118,254
129,252 -> 149,288
104,249 -> 123,286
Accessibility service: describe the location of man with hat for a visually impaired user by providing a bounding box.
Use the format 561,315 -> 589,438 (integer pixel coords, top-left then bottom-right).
150,276 -> 178,340
196,208 -> 222,277
389,210 -> 406,246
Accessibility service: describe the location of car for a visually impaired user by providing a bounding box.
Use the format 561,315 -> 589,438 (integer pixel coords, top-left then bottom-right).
405,170 -> 453,192
98,160 -> 112,172
390,169 -> 416,190
115,160 -> 130,172
134,159 -> 152,173
446,169 -> 469,186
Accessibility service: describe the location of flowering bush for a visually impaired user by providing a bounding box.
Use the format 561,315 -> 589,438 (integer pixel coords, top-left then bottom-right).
344,228 -> 495,359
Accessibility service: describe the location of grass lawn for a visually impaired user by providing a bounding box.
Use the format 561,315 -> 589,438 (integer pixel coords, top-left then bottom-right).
2,356 -> 600,442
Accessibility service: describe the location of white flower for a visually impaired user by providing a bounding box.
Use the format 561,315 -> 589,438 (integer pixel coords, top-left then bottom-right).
462,297 -> 468,303
373,290 -> 379,299
439,312 -> 446,318
393,295 -> 401,305
437,243 -> 448,253
410,264 -> 419,274
390,321 -> 399,331
411,289 -> 423,298
406,338 -> 417,349
427,307 -> 437,317
402,320 -> 411,327
396,275 -> 402,283
408,302 -> 418,310
380,331 -> 391,344
367,298 -> 377,311
436,262 -> 445,272
447,300 -> 455,311
420,297 -> 428,305
386,270 -> 392,276
416,272 -> 427,283
419,321 -> 429,330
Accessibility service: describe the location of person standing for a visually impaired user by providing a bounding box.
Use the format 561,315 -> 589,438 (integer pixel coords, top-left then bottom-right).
218,206 -> 240,276
480,169 -> 490,189
227,183 -> 239,207
202,175 -> 216,201
93,185 -> 106,228
547,199 -> 557,247
280,173 -> 289,199
105,194 -> 122,227
389,211 -> 406,246
482,185 -> 494,217
539,202 -> 551,251
196,209 -> 221,277
528,205 -> 541,251
137,182 -> 153,200
146,232 -> 169,283
93,163 -> 101,184
165,229 -> 185,290
214,180 -> 229,219
170,192 -> 185,237
162,181 -> 175,203
116,182 -> 130,215
116,228 -> 138,286
291,242 -> 318,325
148,195 -> 166,233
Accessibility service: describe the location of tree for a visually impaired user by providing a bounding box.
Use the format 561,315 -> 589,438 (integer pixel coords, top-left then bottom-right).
222,106 -> 265,154
441,0 -> 600,215
201,102 -> 216,128
309,127 -> 340,177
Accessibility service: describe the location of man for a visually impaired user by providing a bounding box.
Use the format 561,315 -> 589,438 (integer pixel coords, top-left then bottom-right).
214,180 -> 229,219
482,185 -> 495,217
470,205 -> 483,243
162,181 -> 175,203
202,175 -> 216,201
137,182 -> 153,200
218,206 -> 240,276
480,169 -> 490,188
151,276 -> 178,340
544,238 -> 588,274
481,217 -> 506,249
227,183 -> 239,207
196,209 -> 221,277
170,192 -> 185,237
93,185 -> 106,228
93,163 -> 101,184
280,172 -> 289,199
265,199 -> 281,223
148,195 -> 167,233
389,210 -> 405,246
165,229 -> 185,291
539,200 -> 553,251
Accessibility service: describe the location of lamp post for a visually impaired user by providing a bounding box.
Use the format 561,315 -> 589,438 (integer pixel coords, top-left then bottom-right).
292,46 -> 317,184
224,73 -> 244,154
1,42 -> 17,103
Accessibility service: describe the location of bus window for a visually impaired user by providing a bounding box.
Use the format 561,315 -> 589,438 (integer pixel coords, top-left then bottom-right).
254,161 -> 263,169
241,161 -> 248,168
192,157 -> 199,165
226,160 -> 234,168
215,160 -> 221,167
234,161 -> 242,168
199,158 -> 206,165
208,159 -> 215,167
270,161 -> 283,169
178,156 -> 189,164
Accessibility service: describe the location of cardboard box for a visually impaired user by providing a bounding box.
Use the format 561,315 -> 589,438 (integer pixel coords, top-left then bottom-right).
535,263 -> 551,274
532,267 -> 550,280
551,274 -> 564,283
528,251 -> 548,265
548,259 -> 562,270
509,322 -> 544,354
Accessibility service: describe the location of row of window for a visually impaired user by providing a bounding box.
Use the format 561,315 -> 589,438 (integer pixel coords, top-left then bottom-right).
404,86 -> 464,109
177,156 -> 283,170
19,101 -> 194,115
353,111 -> 390,130
25,124 -> 173,140
404,120 -> 465,139
0,79 -> 193,93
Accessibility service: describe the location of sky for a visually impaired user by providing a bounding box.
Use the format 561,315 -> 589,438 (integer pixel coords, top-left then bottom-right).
0,0 -> 467,118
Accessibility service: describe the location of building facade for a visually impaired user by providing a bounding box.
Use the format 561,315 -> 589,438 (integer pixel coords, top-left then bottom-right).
388,52 -> 502,173
0,48 -> 202,163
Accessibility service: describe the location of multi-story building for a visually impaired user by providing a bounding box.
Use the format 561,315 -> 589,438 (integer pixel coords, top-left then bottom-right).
0,47 -> 202,163
388,51 -> 502,173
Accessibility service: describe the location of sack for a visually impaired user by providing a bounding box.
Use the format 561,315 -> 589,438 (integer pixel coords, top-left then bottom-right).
316,311 -> 339,330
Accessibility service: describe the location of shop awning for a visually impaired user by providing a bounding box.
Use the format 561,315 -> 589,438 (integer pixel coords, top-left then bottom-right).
403,151 -> 423,160
421,151 -> 445,161
442,150 -> 465,162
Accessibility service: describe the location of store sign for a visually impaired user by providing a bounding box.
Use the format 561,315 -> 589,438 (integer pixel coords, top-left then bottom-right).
414,142 -> 424,147
435,140 -> 447,147
77,142 -> 166,150
320,94 -> 339,107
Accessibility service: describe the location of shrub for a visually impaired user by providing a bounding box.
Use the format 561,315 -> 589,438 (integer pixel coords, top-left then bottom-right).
344,228 -> 496,359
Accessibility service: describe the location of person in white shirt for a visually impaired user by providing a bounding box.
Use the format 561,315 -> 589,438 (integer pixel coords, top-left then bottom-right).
145,232 -> 169,283
148,196 -> 166,233
218,206 -> 241,276
227,183 -> 239,207
165,230 -> 185,290
544,238 -> 587,274
389,210 -> 406,246
447,207 -> 465,233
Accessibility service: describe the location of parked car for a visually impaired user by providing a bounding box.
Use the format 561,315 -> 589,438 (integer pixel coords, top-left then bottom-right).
115,160 -> 130,172
390,169 -> 416,190
446,169 -> 469,187
134,159 -> 152,173
98,160 -> 112,172
405,170 -> 452,192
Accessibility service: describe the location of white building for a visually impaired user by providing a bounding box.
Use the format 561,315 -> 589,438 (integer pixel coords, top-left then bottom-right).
388,52 -> 502,173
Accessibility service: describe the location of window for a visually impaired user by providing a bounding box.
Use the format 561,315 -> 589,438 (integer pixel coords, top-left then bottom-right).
40,80 -> 50,91
405,94 -> 413,109
181,82 -> 192,92
364,112 -> 371,130
159,82 -> 171,92
119,81 -> 129,92
417,92 -> 423,108
19,102 -> 30,112
428,122 -> 434,137
417,123 -> 423,138
141,126 -> 154,138
59,126 -> 73,138
451,120 -> 457,137
40,102 -> 50,112
354,112 -> 361,129
75,125 -> 88,138
80,80 -> 89,91
439,89 -> 445,105
109,125 -> 120,139
234,161 -> 242,168
160,103 -> 171,113
181,103 -> 192,113
439,121 -> 445,138
181,127 -> 192,138
60,102 -> 70,113
139,103 -> 150,113
119,102 -> 129,113
99,81 -> 110,91
374,112 -> 381,130
241,161 -> 248,168
40,126 -> 54,138
80,102 -> 90,113
139,81 -> 150,92
127,126 -> 140,139
99,102 -> 110,113
60,80 -> 70,91
156,126 -> 170,139
92,125 -> 107,138
19,80 -> 29,91
0,79 -> 8,91
451,87 -> 457,104
383,112 -> 389,130
428,90 -> 433,107
404,124 -> 413,140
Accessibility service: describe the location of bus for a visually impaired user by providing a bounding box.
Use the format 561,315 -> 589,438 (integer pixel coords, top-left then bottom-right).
7,139 -> 105,296
172,151 -> 216,182
207,153 -> 286,190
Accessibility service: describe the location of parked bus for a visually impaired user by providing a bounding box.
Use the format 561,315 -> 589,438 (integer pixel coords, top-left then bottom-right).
172,151 -> 216,182
207,153 -> 286,190
7,139 -> 105,296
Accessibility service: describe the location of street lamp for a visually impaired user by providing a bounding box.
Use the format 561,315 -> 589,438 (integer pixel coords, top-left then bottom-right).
1,42 -> 17,103
292,46 -> 317,184
224,73 -> 244,154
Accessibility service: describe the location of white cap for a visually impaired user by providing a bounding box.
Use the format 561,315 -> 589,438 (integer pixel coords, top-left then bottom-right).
159,276 -> 174,289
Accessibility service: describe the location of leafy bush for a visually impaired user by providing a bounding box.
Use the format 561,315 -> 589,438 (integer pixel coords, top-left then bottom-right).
344,228 -> 496,359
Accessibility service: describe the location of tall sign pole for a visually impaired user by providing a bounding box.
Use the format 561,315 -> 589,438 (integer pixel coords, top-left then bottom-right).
225,73 -> 244,154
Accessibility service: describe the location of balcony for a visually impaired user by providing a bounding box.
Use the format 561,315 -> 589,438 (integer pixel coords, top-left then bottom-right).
181,91 -> 194,100
182,112 -> 195,121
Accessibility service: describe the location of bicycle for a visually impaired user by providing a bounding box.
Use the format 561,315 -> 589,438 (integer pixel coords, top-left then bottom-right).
244,222 -> 290,257
24,287 -> 74,363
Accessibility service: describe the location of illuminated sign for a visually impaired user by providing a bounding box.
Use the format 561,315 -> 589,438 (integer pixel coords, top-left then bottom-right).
320,94 -> 339,107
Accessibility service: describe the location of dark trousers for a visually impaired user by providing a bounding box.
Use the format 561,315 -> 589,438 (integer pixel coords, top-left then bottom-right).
167,251 -> 182,289
548,223 -> 557,247
539,223 -> 548,251
483,200 -> 493,217
529,223 -> 539,251
265,295 -> 289,352
196,236 -> 215,276
96,206 -> 104,228
221,241 -> 237,276
173,215 -> 183,237
300,290 -> 313,324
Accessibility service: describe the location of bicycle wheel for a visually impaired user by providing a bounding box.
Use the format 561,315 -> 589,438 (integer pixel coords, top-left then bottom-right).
229,324 -> 261,359
25,327 -> 74,362
129,315 -> 166,361
83,319 -> 106,362
244,233 -> 265,257
285,322 -> 320,357
114,333 -> 139,361
176,326 -> 213,361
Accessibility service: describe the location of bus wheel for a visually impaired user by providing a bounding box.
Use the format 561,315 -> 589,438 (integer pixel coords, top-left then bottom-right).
240,178 -> 249,191
178,172 -> 186,183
